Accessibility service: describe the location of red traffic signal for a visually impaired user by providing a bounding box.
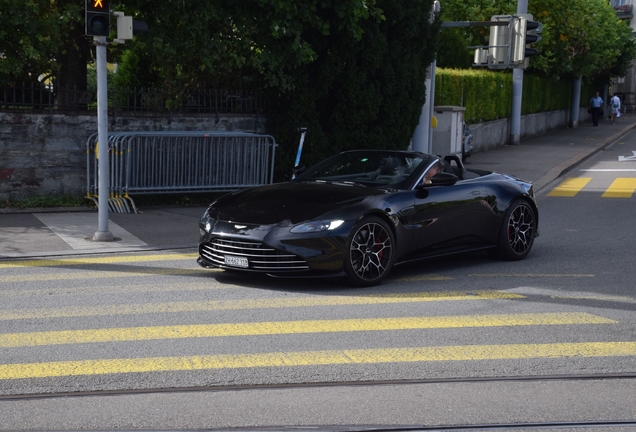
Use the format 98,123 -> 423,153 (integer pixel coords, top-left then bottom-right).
85,0 -> 110,37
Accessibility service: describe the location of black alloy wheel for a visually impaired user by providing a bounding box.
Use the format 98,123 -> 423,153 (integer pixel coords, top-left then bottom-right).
494,199 -> 537,260
345,216 -> 395,286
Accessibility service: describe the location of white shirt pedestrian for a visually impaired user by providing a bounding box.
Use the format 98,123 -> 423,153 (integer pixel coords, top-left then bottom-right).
610,94 -> 621,124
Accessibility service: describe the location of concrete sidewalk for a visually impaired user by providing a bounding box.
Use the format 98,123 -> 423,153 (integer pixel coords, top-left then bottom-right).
2,114 -> 635,259
467,113 -> 636,191
0,206 -> 207,258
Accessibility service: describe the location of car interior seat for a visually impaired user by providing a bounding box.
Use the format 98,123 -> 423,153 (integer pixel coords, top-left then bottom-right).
443,155 -> 467,180
368,157 -> 399,180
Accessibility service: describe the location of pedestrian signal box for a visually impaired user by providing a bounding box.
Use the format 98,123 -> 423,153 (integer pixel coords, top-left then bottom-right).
85,0 -> 110,37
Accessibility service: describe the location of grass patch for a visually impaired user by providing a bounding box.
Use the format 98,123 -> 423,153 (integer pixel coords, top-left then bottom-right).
1,194 -> 93,209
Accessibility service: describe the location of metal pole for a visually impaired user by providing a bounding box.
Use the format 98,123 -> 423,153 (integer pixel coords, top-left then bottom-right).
569,76 -> 581,128
412,0 -> 441,153
427,60 -> 437,150
292,128 -> 307,179
510,68 -> 523,145
412,65 -> 434,153
509,0 -> 528,146
92,36 -> 114,242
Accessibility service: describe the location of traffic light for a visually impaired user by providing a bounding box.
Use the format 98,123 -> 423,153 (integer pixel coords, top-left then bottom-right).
114,12 -> 149,41
511,14 -> 542,65
487,15 -> 513,69
524,19 -> 542,57
85,0 -> 110,37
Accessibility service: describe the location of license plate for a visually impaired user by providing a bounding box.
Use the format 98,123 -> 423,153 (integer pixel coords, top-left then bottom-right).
224,255 -> 249,268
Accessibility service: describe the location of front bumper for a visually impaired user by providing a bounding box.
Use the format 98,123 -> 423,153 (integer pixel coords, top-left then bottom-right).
197,220 -> 354,276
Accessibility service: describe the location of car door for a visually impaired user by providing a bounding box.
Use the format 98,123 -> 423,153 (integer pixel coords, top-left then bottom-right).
406,181 -> 493,256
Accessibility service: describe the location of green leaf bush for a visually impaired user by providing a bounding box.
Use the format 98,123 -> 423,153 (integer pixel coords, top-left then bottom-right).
435,68 -> 593,123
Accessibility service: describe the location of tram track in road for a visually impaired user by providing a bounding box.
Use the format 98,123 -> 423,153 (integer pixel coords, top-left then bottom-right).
3,373 -> 636,431
2,376 -> 636,431
2,372 -> 635,401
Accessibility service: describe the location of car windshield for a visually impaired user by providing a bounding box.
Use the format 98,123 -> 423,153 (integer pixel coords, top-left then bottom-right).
296,150 -> 434,188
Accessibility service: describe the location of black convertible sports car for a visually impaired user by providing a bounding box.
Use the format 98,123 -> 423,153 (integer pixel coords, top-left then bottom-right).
198,150 -> 539,286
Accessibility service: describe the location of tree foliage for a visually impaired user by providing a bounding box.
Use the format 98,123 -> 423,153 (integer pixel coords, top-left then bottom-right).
266,0 -> 440,180
529,0 -> 636,80
0,0 -> 60,84
437,28 -> 472,69
439,0 -> 635,80
114,0 -> 385,91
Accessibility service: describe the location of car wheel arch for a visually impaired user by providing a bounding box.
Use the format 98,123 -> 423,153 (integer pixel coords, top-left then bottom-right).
357,210 -> 398,239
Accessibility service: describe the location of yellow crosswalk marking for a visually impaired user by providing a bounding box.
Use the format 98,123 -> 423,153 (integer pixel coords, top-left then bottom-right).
547,178 -> 592,197
602,178 -> 636,198
0,268 -> 209,283
0,313 -> 614,348
0,253 -> 198,269
0,290 -> 525,321
0,282 -> 227,299
2,342 -> 634,380
469,273 -> 594,278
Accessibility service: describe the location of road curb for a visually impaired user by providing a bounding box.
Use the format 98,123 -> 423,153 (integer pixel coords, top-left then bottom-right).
533,122 -> 636,192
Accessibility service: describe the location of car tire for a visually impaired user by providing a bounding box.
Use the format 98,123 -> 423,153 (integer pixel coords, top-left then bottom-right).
344,216 -> 396,287
492,199 -> 537,260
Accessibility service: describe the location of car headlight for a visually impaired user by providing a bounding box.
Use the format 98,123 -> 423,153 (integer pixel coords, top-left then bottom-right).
200,210 -> 213,235
290,220 -> 345,233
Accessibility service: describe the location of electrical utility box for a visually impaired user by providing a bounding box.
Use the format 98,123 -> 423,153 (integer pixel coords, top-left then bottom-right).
431,106 -> 465,157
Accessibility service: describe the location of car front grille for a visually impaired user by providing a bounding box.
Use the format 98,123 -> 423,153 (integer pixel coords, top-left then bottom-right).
200,237 -> 309,272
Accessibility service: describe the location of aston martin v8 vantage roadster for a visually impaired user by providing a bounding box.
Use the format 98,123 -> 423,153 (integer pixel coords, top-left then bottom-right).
198,150 -> 538,286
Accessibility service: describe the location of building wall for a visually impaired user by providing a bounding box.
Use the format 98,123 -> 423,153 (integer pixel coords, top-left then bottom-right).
612,0 -> 636,112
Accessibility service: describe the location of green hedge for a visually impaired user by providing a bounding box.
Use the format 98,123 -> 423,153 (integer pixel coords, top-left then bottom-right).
434,68 -> 593,124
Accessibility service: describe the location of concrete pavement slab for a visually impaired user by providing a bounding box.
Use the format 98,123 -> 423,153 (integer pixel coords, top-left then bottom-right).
0,214 -> 71,256
33,213 -> 148,250
0,207 -> 206,258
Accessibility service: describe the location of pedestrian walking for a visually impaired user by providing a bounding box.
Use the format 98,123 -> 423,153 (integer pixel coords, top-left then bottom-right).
589,92 -> 603,126
610,93 -> 621,124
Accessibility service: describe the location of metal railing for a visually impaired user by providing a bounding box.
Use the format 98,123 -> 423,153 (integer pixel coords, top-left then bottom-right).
86,131 -> 278,213
612,0 -> 633,14
1,82 -> 268,114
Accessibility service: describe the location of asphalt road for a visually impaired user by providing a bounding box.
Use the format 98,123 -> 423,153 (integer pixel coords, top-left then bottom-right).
1,137 -> 636,430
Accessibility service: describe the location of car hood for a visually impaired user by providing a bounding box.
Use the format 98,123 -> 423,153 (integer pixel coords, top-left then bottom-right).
211,182 -> 389,225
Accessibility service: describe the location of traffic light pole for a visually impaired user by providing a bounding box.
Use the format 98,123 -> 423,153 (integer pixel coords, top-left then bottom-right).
509,0 -> 528,146
92,36 -> 114,242
85,1 -> 147,240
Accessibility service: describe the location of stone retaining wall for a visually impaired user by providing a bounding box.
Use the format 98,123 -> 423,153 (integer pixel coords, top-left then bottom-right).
0,112 -> 265,200
469,109 -> 590,153
0,108 -> 588,201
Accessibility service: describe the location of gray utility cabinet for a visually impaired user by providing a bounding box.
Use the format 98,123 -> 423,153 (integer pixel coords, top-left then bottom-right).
431,106 -> 465,157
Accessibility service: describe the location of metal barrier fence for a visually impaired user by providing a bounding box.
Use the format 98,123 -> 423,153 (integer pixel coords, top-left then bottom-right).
86,132 -> 278,213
